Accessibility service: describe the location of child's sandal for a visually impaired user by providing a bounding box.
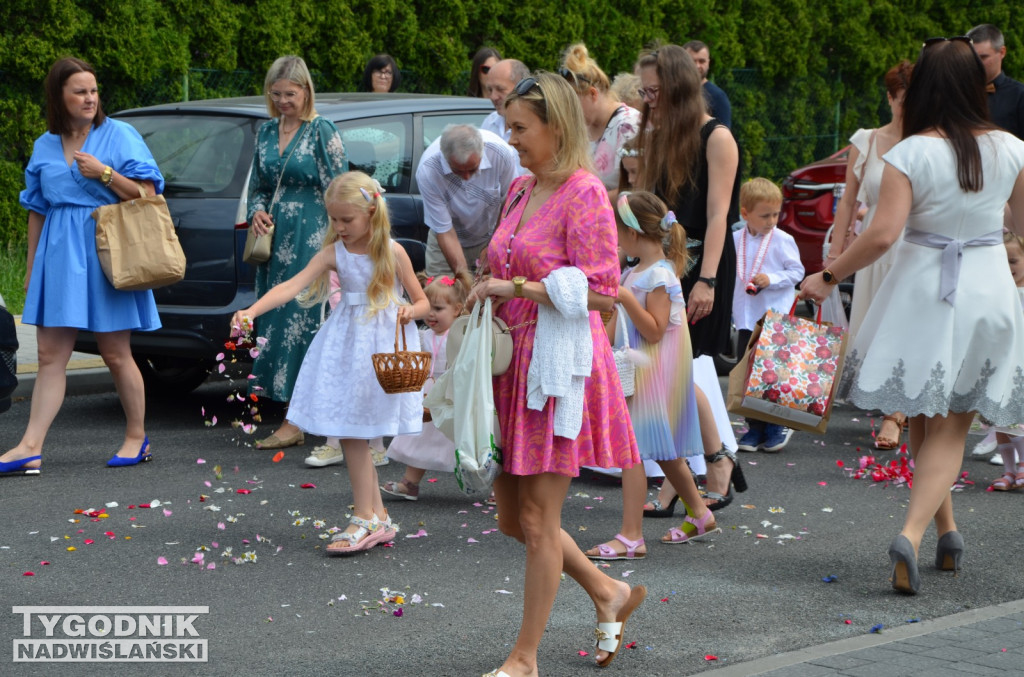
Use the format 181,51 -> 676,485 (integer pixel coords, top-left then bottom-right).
990,472 -> 1016,492
1015,463 -> 1024,489
325,515 -> 383,555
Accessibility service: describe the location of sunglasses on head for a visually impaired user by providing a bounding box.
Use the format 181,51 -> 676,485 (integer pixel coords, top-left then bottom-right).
922,35 -> 973,48
481,64 -> 491,74
513,77 -> 540,97
557,66 -> 591,88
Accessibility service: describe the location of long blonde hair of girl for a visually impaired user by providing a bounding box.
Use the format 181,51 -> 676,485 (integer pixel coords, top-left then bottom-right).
298,171 -> 400,315
616,190 -> 689,276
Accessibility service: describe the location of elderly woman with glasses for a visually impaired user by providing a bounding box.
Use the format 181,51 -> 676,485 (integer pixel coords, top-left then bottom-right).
359,53 -> 401,93
468,72 -> 646,677
246,55 -> 346,451
558,43 -> 641,195
801,37 -> 1024,594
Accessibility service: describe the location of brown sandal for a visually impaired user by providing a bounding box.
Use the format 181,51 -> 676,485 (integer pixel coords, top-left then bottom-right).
875,414 -> 906,450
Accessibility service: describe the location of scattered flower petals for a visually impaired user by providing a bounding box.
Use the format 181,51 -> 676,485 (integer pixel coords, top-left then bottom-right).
822,575 -> 838,583
393,608 -> 403,617
704,654 -> 718,661
405,529 -> 428,539
870,623 -> 884,633
272,451 -> 285,463
40,561 -> 50,566
578,650 -> 589,657
23,571 -> 34,576
196,458 -> 206,464
157,557 -> 168,566
844,619 -> 852,624
300,483 -> 316,489
236,489 -> 251,495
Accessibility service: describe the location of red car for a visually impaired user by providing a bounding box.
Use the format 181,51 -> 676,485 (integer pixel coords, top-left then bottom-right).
778,146 -> 850,275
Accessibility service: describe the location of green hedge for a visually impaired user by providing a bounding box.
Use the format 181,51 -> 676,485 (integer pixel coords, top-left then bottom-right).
1,0 -> 1017,246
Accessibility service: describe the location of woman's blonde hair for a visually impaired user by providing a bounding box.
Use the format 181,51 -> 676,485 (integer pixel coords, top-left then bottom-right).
635,44 -> 706,204
504,71 -> 594,182
264,55 -> 317,120
610,72 -> 642,109
616,191 -> 689,276
559,43 -> 611,94
299,172 -> 399,316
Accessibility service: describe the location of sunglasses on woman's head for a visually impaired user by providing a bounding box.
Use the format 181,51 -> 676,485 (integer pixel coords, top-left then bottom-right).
513,77 -> 540,96
557,66 -> 590,88
922,36 -> 972,48
481,65 -> 491,74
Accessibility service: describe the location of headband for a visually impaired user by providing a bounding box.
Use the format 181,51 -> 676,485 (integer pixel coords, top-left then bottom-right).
616,192 -> 643,234
358,179 -> 387,204
616,146 -> 640,159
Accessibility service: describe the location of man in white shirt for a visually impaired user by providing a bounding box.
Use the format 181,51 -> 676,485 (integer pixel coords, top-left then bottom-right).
416,124 -> 518,276
482,59 -> 531,142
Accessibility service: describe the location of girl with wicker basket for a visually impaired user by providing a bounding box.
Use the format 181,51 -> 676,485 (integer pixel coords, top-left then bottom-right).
381,273 -> 470,500
585,191 -> 715,560
231,171 -> 429,555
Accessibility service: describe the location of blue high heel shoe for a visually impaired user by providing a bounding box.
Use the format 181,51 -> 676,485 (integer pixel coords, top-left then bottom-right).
888,534 -> 921,594
0,455 -> 42,476
107,437 -> 152,467
935,531 -> 964,573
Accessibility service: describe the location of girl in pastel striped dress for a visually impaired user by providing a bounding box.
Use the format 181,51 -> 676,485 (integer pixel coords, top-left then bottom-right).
586,191 -> 718,560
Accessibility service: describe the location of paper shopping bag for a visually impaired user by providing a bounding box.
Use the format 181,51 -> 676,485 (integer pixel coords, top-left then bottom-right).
727,305 -> 847,434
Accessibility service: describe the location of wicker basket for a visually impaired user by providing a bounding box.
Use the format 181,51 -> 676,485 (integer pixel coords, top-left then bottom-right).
372,317 -> 432,394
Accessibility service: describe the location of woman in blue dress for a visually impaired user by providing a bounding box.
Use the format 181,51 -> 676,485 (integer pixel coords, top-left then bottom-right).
0,57 -> 164,475
246,55 -> 347,450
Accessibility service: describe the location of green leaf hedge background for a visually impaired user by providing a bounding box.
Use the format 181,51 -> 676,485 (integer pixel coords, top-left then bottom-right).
0,0 -> 1015,245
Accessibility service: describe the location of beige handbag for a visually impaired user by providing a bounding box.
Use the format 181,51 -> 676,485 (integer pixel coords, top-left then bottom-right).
243,121 -> 308,265
93,183 -> 186,291
447,308 -> 514,377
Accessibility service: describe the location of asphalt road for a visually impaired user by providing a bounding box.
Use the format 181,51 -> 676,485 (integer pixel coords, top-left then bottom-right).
1,376 -> 1022,676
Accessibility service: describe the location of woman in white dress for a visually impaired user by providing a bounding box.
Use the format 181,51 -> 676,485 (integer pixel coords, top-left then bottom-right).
801,37 -> 1024,595
829,61 -> 913,450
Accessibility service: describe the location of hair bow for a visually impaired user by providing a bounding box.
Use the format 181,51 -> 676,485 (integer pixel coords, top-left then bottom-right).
660,211 -> 677,232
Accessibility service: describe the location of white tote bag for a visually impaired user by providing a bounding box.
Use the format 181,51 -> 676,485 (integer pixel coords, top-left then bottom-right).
451,299 -> 502,494
611,305 -> 635,397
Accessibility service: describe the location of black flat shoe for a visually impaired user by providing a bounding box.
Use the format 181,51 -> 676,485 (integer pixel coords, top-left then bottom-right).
935,531 -> 964,572
888,534 -> 921,594
642,495 -> 679,518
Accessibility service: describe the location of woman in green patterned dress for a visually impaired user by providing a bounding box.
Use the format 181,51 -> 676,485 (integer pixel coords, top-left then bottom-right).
247,55 -> 346,449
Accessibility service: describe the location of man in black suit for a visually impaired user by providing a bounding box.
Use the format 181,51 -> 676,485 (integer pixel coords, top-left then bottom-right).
967,24 -> 1024,139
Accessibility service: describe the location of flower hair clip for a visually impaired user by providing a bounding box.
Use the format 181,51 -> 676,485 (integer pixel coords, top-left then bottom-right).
659,211 -> 678,232
617,146 -> 641,159
439,276 -> 456,286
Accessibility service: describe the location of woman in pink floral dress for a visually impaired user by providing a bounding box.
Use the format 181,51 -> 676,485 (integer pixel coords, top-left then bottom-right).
470,73 -> 645,677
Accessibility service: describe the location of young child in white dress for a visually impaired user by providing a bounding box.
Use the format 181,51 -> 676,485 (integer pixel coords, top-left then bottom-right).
381,273 -> 470,500
231,171 -> 429,555
732,178 -> 805,453
303,270 -> 389,470
989,231 -> 1024,491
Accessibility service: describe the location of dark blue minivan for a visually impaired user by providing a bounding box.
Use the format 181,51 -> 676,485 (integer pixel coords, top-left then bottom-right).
75,93 -> 493,392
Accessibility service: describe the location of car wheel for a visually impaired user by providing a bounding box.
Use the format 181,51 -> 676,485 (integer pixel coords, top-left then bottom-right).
134,356 -> 213,395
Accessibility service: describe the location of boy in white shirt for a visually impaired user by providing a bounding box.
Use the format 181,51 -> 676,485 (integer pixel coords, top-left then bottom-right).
732,178 -> 805,452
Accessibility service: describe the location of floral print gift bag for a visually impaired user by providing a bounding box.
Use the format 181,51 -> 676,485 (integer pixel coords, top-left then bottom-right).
727,305 -> 848,434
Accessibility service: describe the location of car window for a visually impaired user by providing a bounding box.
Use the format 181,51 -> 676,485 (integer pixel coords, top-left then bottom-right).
422,112 -> 492,148
338,117 -> 411,193
120,115 -> 254,196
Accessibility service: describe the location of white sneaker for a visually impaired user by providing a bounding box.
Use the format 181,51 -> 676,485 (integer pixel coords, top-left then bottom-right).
989,452 -> 1004,466
305,444 -> 344,467
971,435 -> 998,458
370,446 -> 389,467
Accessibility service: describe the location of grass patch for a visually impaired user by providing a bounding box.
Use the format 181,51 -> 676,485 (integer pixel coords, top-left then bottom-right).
0,241 -> 27,314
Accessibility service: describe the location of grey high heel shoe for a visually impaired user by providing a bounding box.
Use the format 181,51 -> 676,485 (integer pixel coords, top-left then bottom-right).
888,534 -> 921,594
935,531 -> 964,572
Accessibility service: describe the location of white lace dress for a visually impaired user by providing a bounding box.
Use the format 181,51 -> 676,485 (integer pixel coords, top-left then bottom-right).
838,132 -> 1024,425
287,241 -> 423,438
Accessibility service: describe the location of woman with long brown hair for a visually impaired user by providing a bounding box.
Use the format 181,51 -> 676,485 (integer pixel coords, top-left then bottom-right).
634,44 -> 747,513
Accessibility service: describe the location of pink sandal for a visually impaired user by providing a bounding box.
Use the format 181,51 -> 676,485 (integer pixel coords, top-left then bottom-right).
662,511 -> 721,544
990,472 -> 1017,492
325,515 -> 385,556
586,534 -> 646,561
